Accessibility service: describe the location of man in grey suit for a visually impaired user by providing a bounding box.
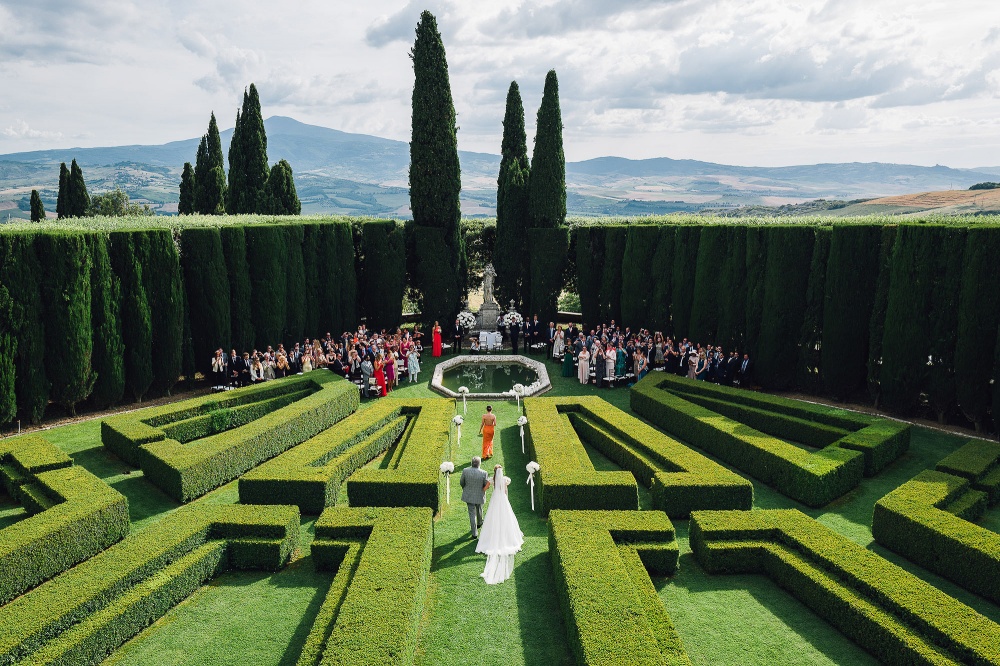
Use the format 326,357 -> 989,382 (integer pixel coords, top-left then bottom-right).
460,456 -> 492,538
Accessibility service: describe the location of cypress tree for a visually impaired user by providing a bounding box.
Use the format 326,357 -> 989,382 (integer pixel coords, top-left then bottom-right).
194,113 -> 226,215
30,190 -> 45,222
755,226 -> 814,390
361,221 -> 408,331
796,228 -> 831,392
228,84 -> 270,214
867,226 -> 898,407
180,284 -> 197,384
68,159 -> 90,217
111,232 -> 153,402
528,70 -> 566,229
743,226 -> 769,356
39,233 -> 94,415
926,227 -> 966,423
56,162 -> 69,219
670,227 -> 701,336
0,285 -> 16,424
528,227 -> 568,324
180,228 -> 231,374
178,162 -> 195,215
302,225 -> 321,336
495,81 -> 530,308
620,226 -> 661,330
285,225 -> 306,342
333,222 -> 359,332
822,225 -> 882,401
954,226 -> 1000,431
575,226 -> 604,327
688,225 -> 727,343
220,227 -> 255,351
88,233 -> 125,409
649,227 -> 675,334
246,225 -> 287,349
599,226 -> 627,324
715,225 -> 748,352
0,234 -> 49,423
316,224 -> 341,335
227,105 -> 245,213
262,160 -> 301,214
409,10 -> 464,326
141,231 -> 184,396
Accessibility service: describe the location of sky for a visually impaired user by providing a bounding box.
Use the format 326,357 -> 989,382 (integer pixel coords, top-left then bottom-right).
0,0 -> 998,167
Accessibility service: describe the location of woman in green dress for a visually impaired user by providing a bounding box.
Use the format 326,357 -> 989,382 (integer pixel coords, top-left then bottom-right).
615,344 -> 627,377
562,345 -> 575,377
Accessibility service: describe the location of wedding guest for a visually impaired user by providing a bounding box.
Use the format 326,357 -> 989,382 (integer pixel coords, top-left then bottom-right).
374,353 -> 388,397
432,321 -> 443,357
211,349 -> 227,388
385,349 -> 396,392
695,350 -> 709,381
407,346 -> 421,382
454,318 -> 465,354
250,356 -> 265,383
239,352 -> 252,386
552,325 -> 565,358
604,343 -> 615,386
577,346 -> 591,385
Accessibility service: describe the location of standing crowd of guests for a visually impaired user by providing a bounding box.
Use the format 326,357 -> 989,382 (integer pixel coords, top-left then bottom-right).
209,325 -> 427,398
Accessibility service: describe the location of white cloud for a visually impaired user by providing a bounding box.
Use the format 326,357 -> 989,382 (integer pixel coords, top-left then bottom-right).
2,120 -> 63,140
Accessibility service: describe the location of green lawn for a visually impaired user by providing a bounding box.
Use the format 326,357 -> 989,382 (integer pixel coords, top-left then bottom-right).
17,353 -> 1000,665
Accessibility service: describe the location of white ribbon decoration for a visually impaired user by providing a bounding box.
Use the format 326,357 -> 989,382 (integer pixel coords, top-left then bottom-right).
458,386 -> 469,414
517,416 -> 528,454
526,461 -> 540,511
440,462 -> 455,504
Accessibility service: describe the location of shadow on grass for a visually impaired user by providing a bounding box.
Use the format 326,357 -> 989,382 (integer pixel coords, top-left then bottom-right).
514,550 -> 573,666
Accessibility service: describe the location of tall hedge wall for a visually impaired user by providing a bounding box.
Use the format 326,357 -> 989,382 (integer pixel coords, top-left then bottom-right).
620,226 -> 661,331
220,226 -> 255,352
669,226 -> 700,338
143,230 -> 184,396
688,224 -> 727,344
866,226 -> 898,407
796,227 -> 830,393
180,228 -> 231,374
528,227 -> 569,324
714,225 -> 747,353
361,221 -> 407,331
110,231 -> 153,402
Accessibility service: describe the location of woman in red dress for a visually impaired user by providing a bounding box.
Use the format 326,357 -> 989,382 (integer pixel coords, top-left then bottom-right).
374,353 -> 388,397
432,321 -> 443,357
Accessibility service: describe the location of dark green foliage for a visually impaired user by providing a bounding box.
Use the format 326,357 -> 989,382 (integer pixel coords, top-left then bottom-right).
496,81 -> 529,224
598,226 -> 626,324
495,160 -> 530,308
528,70 -> 566,229
969,182 -> 1000,190
648,227 -> 675,333
926,228 -> 966,423
180,228 -> 231,374
620,226 -> 661,331
87,188 -> 153,217
574,226 -> 604,326
38,233 -> 94,415
755,226 -> 814,390
67,159 -> 90,218
688,225 -> 727,343
528,228 -> 569,324
796,228 -> 830,393
0,234 -> 48,423
29,190 -> 44,222
220,226 -> 255,351
314,221 -> 359,335
228,84 -> 270,214
301,225 -> 321,336
0,285 -> 15,423
409,11 -> 464,324
954,226 -> 1000,430
262,159 -> 300,215
994,331 -> 1000,436
822,225 -> 882,400
715,226 -> 747,352
178,162 -> 195,215
867,226 -> 898,407
461,218 -> 496,294
194,113 -> 227,215
670,226 -> 701,337
284,225 -> 306,341
245,225 -> 288,348
110,231 -> 153,402
743,226 -> 768,355
181,285 -> 196,383
88,234 -> 125,409
55,163 -> 68,219
141,231 -> 184,396
361,221 -> 407,331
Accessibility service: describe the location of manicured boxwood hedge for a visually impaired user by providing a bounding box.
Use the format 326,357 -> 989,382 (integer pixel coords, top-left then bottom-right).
346,399 -> 453,512
935,438 -> 1000,504
524,397 -> 639,514
0,503 -> 299,665
0,434 -> 129,605
690,508 -> 1000,666
241,401 -> 414,513
554,397 -> 752,516
873,468 -> 1000,604
633,374 -> 872,507
101,372 -> 359,501
303,506 -> 433,666
549,510 -> 687,666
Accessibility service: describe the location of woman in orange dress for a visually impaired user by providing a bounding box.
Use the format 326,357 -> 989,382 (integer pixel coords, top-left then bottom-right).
432,321 -> 443,357
480,405 -> 496,460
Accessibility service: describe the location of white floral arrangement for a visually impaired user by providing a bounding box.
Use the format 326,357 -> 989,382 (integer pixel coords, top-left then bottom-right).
517,416 -> 528,426
512,383 -> 526,395
458,386 -> 469,395
440,461 -> 455,474
503,311 -> 524,327
452,415 -> 464,425
526,461 -> 540,474
457,311 -> 476,329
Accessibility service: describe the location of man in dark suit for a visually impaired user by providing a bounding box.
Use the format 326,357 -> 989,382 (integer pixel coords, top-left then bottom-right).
529,315 -> 541,351
567,323 -> 578,341
330,353 -> 347,378
547,321 -> 557,356
510,318 -> 521,354
228,349 -> 240,387
235,352 -> 251,387
453,318 -> 465,355
736,353 -> 752,387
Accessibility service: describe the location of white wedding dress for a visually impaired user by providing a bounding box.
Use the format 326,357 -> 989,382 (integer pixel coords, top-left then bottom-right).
476,466 -> 524,584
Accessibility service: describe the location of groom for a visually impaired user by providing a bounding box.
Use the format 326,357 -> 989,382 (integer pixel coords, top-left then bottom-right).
460,456 -> 492,538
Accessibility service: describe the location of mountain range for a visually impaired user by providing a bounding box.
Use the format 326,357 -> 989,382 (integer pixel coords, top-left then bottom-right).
1,115 -> 998,219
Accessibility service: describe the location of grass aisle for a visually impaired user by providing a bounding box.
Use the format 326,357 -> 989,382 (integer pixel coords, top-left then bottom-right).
415,400 -> 572,666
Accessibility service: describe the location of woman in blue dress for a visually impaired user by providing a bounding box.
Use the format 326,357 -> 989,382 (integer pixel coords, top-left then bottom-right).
695,350 -> 709,380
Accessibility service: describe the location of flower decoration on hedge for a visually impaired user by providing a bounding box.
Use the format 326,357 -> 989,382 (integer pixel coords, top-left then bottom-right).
517,415 -> 528,453
440,461 -> 455,504
526,460 -> 540,511
458,386 -> 469,413
457,311 -> 476,329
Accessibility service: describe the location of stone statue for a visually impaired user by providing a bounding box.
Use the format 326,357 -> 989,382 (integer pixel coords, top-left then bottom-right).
483,263 -> 497,305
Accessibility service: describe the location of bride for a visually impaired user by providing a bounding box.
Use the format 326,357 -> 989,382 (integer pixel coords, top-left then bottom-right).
476,465 -> 524,584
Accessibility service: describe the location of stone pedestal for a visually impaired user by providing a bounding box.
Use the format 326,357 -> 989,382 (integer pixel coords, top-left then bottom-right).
477,301 -> 501,332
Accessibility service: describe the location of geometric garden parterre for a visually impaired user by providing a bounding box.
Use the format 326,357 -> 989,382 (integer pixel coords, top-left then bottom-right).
1,368 -> 999,665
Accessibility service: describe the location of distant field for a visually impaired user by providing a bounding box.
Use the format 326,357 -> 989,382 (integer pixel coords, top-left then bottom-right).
832,188 -> 1000,216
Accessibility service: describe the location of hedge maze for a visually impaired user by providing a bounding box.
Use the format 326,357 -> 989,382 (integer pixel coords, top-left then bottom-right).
873,439 -> 1000,604
690,509 -> 1000,666
631,374 -> 910,506
549,510 -> 688,666
525,396 -> 752,516
0,503 -> 300,664
0,434 -> 129,605
101,372 -> 360,501
240,399 -> 453,513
